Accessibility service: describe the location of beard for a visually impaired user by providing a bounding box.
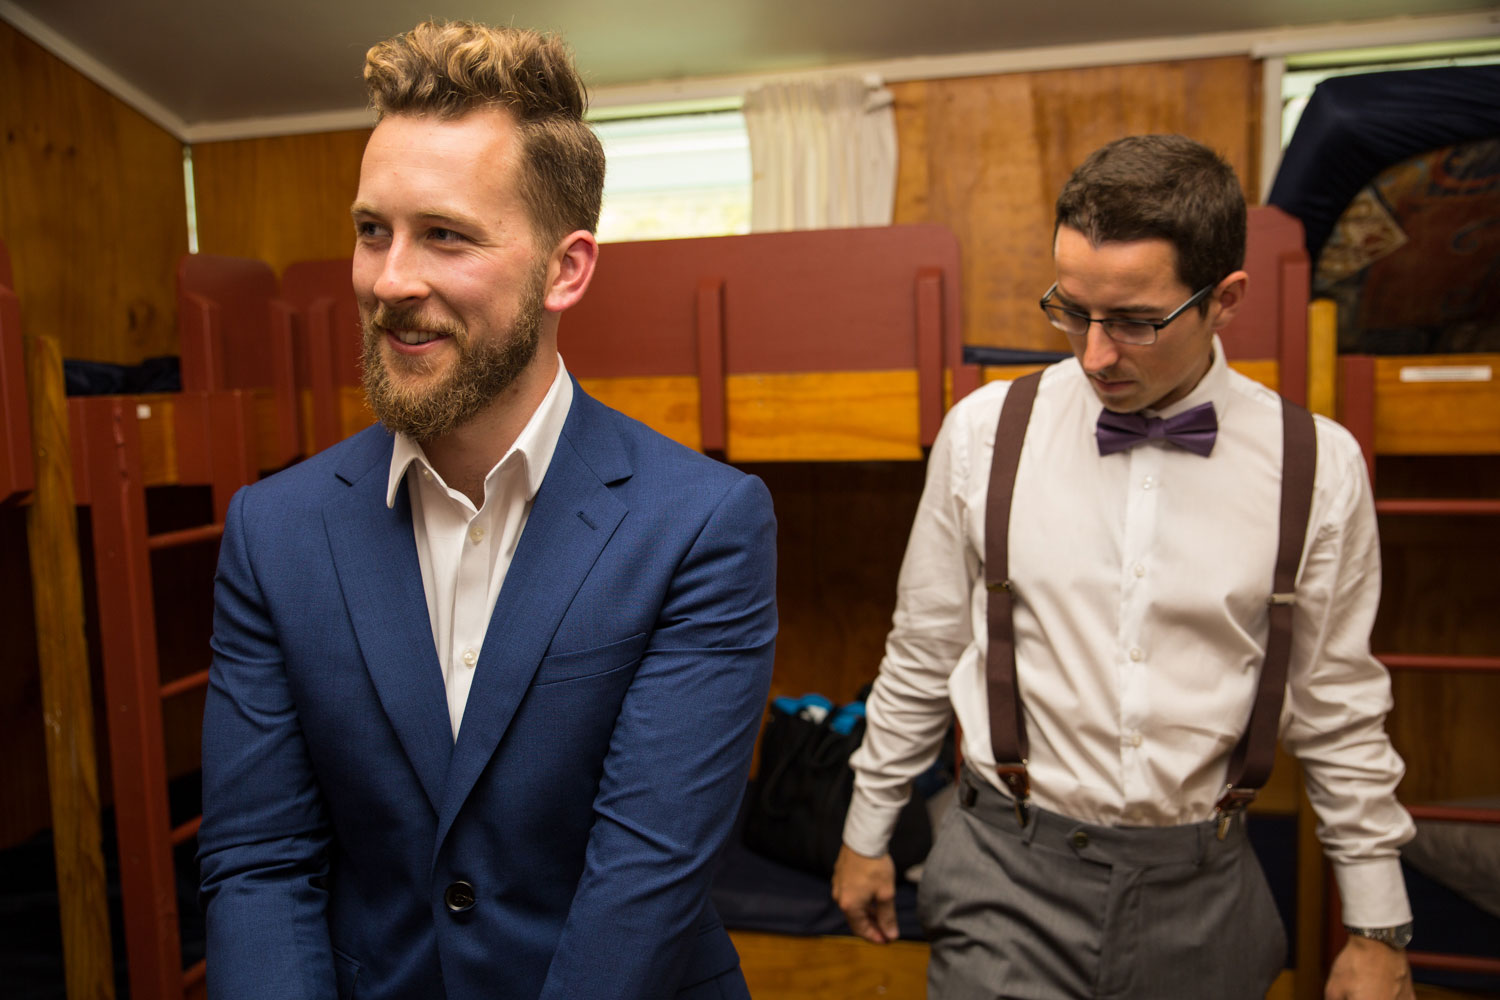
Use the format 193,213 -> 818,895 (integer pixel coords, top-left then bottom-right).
359,270 -> 547,442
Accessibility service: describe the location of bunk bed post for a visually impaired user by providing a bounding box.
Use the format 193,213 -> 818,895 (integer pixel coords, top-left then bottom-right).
24,336 -> 118,998
269,299 -> 303,463
1336,356 -> 1377,486
303,297 -> 343,453
695,278 -> 727,453
0,247 -> 35,500
78,395 -> 187,1000
914,268 -> 943,446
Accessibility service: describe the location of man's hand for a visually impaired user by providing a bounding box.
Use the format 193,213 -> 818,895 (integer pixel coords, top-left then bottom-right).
1325,936 -> 1415,1000
832,844 -> 899,944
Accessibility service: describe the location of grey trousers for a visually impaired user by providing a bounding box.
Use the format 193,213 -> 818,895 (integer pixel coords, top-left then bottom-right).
917,770 -> 1286,1000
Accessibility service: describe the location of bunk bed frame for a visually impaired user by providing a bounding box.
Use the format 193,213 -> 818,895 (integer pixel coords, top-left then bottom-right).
15,213 -> 1498,998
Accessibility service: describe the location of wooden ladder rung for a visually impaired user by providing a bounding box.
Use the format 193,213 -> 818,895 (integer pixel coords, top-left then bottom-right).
169,815 -> 202,847
1404,804 -> 1500,824
1374,498 -> 1500,516
148,523 -> 225,551
160,669 -> 210,700
1407,951 -> 1500,975
1377,653 -> 1500,672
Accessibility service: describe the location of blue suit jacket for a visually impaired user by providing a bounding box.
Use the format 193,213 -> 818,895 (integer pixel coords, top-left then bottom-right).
198,381 -> 777,1000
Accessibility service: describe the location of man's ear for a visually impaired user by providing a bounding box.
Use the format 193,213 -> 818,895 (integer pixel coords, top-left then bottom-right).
544,230 -> 599,313
1209,270 -> 1249,331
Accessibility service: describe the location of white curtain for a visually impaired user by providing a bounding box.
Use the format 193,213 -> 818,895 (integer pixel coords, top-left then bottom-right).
743,75 -> 898,232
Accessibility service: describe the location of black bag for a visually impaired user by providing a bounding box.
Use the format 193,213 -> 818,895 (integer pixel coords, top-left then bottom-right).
742,700 -> 932,879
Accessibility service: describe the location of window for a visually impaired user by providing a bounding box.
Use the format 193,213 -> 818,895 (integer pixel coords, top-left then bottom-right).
591,109 -> 751,243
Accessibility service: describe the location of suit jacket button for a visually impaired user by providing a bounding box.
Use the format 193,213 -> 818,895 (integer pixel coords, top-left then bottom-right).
444,881 -> 477,913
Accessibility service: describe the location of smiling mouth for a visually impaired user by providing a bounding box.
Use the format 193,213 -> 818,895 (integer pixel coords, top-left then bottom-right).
388,328 -> 448,346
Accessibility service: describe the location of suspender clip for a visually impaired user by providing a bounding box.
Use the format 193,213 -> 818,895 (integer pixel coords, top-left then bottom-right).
986,579 -> 1012,593
1267,592 -> 1296,606
995,761 -> 1030,826
1213,785 -> 1257,840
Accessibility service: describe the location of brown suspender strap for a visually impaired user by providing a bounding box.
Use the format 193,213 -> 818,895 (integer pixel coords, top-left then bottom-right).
1214,396 -> 1317,824
983,378 -> 1318,831
984,371 -> 1042,822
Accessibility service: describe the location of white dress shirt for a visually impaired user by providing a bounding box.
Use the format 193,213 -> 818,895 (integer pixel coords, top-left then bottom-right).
845,338 -> 1414,927
385,357 -> 574,739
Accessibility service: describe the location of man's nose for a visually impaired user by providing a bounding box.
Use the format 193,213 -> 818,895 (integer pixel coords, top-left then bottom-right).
372,238 -> 429,304
1080,321 -> 1120,374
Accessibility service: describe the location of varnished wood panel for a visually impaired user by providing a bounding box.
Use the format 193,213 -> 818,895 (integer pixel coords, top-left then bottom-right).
891,56 -> 1260,355
0,20 -> 187,362
752,462 -> 927,708
730,932 -> 929,999
191,130 -> 371,275
728,371 -> 923,462
577,375 -> 700,451
1371,354 -> 1500,455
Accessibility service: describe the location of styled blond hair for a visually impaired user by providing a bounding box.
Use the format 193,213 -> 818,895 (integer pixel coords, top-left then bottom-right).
364,20 -> 605,248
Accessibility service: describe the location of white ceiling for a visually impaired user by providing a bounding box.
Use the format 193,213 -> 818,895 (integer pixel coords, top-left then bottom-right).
3,0 -> 1498,139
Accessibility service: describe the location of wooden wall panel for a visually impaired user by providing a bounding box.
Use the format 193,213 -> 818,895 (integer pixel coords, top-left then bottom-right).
0,19 -> 187,362
890,56 -> 1260,354
191,130 -> 371,275
755,462 -> 927,707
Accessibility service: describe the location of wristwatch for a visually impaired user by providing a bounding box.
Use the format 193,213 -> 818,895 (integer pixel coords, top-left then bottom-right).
1344,922 -> 1414,949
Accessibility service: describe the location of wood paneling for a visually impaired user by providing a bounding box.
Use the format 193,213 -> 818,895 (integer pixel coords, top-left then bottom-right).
891,56 -> 1260,354
753,462 -> 927,707
191,130 -> 370,275
0,19 -> 187,362
730,932 -> 929,998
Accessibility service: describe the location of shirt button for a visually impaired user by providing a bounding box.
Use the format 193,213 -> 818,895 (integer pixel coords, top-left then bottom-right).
462,648 -> 478,668
1141,477 -> 1153,490
1127,731 -> 1143,747
1129,648 -> 1143,662
469,525 -> 485,543
1134,564 -> 1146,578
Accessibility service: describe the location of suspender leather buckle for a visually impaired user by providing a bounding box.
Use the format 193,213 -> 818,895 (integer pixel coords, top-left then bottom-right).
1213,785 -> 1257,840
995,762 -> 1030,826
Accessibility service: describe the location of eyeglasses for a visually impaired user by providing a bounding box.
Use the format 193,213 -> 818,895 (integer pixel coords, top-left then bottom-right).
1039,282 -> 1217,346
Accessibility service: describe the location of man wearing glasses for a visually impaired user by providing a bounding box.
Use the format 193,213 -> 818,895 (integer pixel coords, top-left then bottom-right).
834,135 -> 1415,999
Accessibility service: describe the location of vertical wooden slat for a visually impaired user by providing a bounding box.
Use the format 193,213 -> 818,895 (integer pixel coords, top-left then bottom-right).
1,272 -> 35,500
914,268 -> 944,445
25,336 -> 116,1000
81,396 -> 185,1000
1306,299 -> 1338,419
696,278 -> 727,453
1336,356 -> 1377,486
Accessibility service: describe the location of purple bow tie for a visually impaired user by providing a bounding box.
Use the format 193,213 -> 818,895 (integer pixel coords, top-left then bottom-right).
1096,401 -> 1218,457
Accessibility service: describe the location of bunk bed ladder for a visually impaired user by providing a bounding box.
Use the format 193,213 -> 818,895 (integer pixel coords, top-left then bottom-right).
74,389 -> 255,1000
1335,354 -> 1500,982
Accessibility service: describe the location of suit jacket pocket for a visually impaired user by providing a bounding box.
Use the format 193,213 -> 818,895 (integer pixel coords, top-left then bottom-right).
332,945 -> 360,1000
533,631 -> 648,686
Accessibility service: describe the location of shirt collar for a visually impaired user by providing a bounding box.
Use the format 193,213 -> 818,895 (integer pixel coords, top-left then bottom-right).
385,355 -> 574,509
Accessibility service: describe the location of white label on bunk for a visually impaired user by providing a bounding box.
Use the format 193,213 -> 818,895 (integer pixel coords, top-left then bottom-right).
136,403 -> 152,420
1398,365 -> 1492,383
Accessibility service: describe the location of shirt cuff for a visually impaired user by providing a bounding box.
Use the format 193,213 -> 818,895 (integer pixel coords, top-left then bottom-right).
842,785 -> 905,859
1333,857 -> 1413,929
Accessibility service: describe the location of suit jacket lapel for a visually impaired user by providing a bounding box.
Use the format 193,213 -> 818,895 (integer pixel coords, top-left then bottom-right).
435,389 -> 630,851
324,430 -> 452,814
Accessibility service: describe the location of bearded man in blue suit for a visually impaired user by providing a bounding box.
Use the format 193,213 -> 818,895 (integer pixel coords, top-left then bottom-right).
198,21 -> 777,1000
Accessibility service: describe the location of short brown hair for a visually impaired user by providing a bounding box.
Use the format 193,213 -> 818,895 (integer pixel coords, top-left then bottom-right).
1054,134 -> 1245,301
364,20 -> 605,249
